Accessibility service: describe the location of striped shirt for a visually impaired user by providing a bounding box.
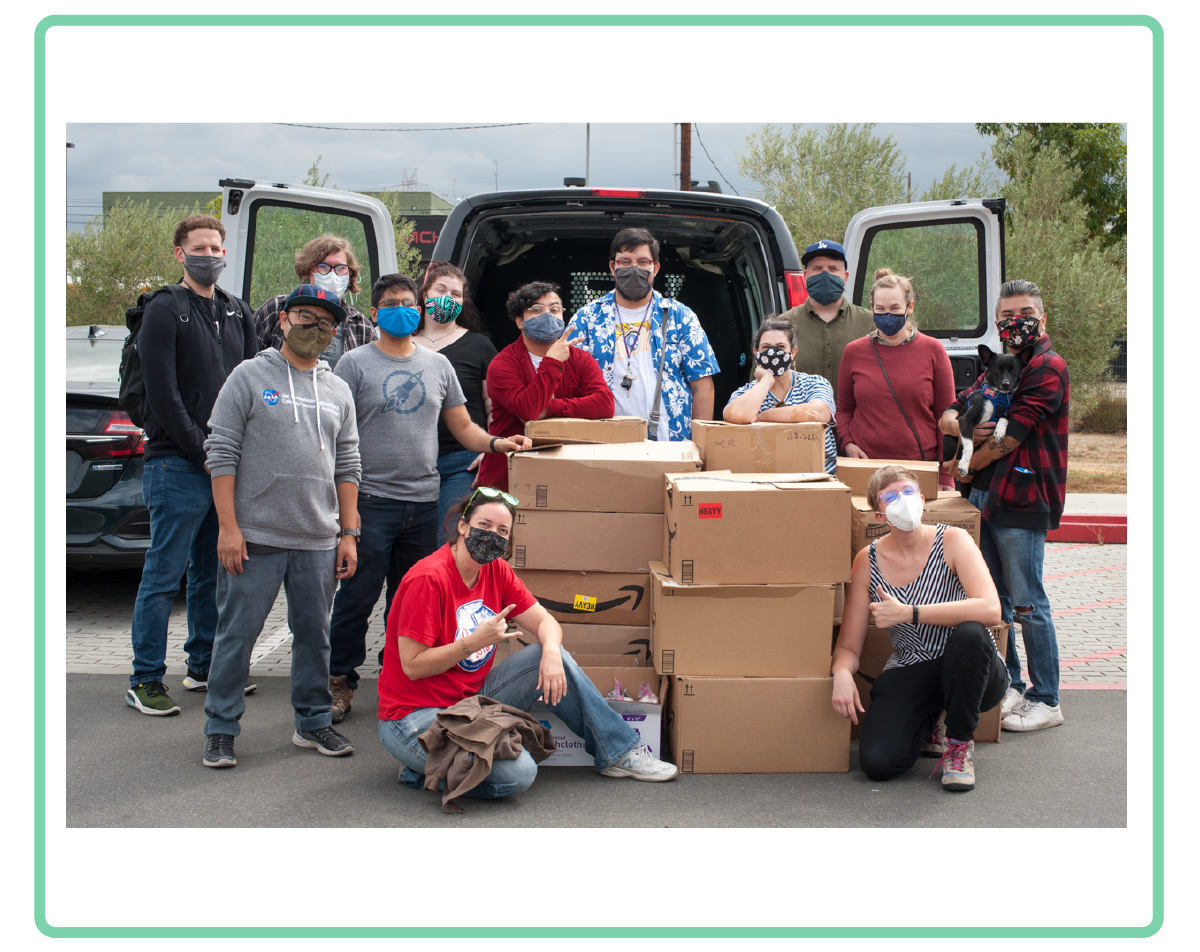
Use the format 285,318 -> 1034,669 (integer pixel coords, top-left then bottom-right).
870,524 -> 972,670
725,370 -> 837,473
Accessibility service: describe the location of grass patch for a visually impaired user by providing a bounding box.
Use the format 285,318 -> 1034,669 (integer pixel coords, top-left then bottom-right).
1076,393 -> 1127,433
1065,471 -> 1126,494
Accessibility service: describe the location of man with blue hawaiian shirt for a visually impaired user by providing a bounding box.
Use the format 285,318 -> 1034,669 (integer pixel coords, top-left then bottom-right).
569,227 -> 719,441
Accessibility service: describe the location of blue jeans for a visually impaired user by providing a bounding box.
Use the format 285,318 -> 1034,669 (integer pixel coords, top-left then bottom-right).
436,448 -> 479,546
129,456 -> 219,687
969,488 -> 1060,706
328,496 -> 438,688
378,645 -> 640,799
204,548 -> 338,736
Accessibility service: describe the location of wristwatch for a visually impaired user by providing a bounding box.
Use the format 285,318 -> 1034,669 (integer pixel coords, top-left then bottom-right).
339,527 -> 361,539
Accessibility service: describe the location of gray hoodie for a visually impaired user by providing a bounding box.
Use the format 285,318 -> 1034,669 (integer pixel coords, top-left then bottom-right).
205,348 -> 361,550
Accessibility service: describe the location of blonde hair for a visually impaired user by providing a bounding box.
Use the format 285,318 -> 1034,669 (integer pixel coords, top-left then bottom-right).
866,465 -> 922,512
870,268 -> 917,332
294,234 -> 362,294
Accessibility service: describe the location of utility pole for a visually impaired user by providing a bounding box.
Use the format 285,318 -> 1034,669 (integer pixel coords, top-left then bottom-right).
907,172 -> 912,203
66,142 -> 75,230
586,123 -> 591,187
494,160 -> 498,191
680,123 -> 692,191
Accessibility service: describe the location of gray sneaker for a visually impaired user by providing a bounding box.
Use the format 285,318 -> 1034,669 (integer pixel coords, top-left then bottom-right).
125,681 -> 181,716
598,745 -> 678,782
202,733 -> 237,768
293,726 -> 354,756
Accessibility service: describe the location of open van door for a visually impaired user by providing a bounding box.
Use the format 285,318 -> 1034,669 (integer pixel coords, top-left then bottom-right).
843,198 -> 1005,392
214,179 -> 396,314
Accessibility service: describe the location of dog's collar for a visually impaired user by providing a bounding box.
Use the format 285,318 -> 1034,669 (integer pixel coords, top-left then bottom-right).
981,384 -> 1014,410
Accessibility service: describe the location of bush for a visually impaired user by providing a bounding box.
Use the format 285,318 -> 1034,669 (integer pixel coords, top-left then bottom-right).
1075,389 -> 1127,433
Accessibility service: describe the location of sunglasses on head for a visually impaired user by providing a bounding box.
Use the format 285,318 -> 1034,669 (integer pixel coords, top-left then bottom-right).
466,486 -> 518,509
878,485 -> 920,506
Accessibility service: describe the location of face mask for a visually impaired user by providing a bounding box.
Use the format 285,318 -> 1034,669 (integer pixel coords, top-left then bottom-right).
522,312 -> 565,344
464,526 -> 509,564
804,270 -> 845,306
997,314 -> 1042,351
756,345 -> 794,377
375,305 -> 421,338
313,271 -> 350,296
613,265 -> 653,300
885,492 -> 924,532
873,311 -> 908,336
426,295 -> 463,324
284,319 -> 335,360
183,254 -> 226,287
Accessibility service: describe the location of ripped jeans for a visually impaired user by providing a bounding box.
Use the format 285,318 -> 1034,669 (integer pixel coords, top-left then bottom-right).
970,488 -> 1060,707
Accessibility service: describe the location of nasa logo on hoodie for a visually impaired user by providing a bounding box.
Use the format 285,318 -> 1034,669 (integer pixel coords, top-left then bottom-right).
263,389 -> 280,406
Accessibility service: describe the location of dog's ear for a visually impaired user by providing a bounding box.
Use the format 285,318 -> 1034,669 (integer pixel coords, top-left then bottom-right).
978,344 -> 995,366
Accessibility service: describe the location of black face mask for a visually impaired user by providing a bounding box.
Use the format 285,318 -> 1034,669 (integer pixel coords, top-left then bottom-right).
756,345 -> 794,377
464,526 -> 509,565
613,265 -> 653,300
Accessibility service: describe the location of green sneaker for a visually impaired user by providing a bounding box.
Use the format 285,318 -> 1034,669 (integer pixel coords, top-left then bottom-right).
126,680 -> 181,716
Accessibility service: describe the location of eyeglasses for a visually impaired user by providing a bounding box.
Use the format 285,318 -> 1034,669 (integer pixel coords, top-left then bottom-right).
526,304 -> 564,316
288,309 -> 336,332
467,486 -> 519,508
877,485 -> 920,506
614,257 -> 654,270
314,262 -> 350,276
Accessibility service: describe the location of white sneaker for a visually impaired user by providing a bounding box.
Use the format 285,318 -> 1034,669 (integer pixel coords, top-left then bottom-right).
598,745 -> 679,782
1002,699 -> 1064,732
1000,686 -> 1025,717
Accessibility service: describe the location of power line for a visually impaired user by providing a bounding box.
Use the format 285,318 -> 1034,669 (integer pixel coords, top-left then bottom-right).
274,122 -> 531,133
692,123 -> 739,196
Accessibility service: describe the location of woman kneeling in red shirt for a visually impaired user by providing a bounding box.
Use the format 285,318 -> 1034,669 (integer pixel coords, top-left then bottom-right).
377,488 -> 677,798
477,281 -> 614,491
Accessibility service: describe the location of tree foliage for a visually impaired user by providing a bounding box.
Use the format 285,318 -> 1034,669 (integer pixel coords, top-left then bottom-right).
977,123 -> 1126,245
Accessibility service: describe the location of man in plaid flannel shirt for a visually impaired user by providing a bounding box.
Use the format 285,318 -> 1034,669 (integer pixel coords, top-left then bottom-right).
940,279 -> 1070,734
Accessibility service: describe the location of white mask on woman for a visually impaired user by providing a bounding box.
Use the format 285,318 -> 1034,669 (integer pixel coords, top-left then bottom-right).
885,493 -> 924,532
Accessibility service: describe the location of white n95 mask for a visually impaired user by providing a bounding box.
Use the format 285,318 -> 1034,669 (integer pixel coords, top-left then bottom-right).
885,493 -> 924,532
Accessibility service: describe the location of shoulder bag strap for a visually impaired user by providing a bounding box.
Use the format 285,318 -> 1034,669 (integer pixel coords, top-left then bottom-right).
648,302 -> 671,441
870,335 -> 927,461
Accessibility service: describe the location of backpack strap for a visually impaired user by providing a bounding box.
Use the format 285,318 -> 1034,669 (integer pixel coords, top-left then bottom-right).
165,283 -> 191,325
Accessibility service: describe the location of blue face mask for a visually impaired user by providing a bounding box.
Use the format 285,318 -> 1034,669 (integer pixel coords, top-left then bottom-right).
873,311 -> 908,336
522,312 -> 565,344
375,305 -> 421,338
804,270 -> 845,306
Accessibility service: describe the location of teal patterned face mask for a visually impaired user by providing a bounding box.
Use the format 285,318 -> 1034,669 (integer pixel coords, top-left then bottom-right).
426,295 -> 463,324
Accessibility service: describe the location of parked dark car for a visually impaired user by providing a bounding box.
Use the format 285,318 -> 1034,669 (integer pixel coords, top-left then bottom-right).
66,324 -> 150,569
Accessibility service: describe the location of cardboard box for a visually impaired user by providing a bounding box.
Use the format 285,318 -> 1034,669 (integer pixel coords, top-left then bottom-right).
512,624 -> 652,663
833,583 -> 845,625
691,420 -> 827,474
667,676 -> 850,773
835,457 -> 940,500
849,494 -> 982,561
534,661 -> 667,766
514,569 -> 651,627
513,510 -> 663,573
525,416 -> 648,444
508,441 -> 701,514
663,471 -> 851,585
649,562 -> 833,678
841,624 -> 1010,743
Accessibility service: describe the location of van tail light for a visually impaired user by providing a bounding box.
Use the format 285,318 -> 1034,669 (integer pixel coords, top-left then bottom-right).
591,188 -> 646,198
784,271 -> 807,308
78,409 -> 145,460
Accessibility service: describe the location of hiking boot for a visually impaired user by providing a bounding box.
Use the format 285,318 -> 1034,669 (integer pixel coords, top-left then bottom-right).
125,681 -> 181,716
920,710 -> 947,757
293,726 -> 354,756
183,669 -> 256,695
202,733 -> 237,768
330,675 -> 354,723
598,745 -> 678,782
1000,686 -> 1025,717
1002,700 -> 1064,732
937,738 -> 976,792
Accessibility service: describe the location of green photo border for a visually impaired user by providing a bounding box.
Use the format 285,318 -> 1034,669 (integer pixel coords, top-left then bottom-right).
34,13 -> 1163,938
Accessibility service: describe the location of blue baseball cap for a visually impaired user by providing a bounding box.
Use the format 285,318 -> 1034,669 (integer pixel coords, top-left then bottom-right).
284,284 -> 347,324
801,240 -> 847,267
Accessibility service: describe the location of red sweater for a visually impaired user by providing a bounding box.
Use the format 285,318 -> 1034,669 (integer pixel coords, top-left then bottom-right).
479,338 -> 615,490
836,331 -> 956,488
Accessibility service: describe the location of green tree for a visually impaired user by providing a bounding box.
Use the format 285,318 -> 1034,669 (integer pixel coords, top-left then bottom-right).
738,123 -> 908,244
66,200 -> 200,327
977,123 -> 1126,245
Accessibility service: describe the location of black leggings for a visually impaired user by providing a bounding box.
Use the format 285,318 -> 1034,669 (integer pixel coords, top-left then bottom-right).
858,622 -> 1009,782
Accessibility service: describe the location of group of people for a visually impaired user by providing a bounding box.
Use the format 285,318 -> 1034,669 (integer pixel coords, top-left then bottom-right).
124,211 -> 1069,800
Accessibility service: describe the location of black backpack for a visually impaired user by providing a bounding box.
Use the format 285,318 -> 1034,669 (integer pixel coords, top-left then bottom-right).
118,285 -> 190,428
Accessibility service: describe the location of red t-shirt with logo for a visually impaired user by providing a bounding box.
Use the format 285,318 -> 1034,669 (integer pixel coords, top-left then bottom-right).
377,544 -> 538,721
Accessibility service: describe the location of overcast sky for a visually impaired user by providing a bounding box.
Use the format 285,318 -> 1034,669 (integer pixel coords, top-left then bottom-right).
65,121 -> 996,231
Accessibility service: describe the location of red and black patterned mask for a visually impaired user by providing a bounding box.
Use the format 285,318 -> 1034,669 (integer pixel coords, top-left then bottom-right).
997,314 -> 1042,351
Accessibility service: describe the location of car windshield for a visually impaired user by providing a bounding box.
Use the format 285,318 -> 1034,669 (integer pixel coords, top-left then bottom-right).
66,338 -> 123,383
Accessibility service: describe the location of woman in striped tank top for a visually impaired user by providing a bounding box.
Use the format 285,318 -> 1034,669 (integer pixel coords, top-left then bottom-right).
832,465 -> 1008,792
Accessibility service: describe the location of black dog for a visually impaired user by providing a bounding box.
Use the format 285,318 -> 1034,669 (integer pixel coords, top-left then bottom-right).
956,345 -> 1024,478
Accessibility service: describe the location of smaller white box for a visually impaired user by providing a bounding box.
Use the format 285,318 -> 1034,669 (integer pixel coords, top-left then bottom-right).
531,700 -> 663,766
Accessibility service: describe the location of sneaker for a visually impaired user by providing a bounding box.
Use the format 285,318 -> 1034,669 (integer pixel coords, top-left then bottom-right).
920,710 -> 947,757
330,675 -> 354,723
598,745 -> 678,782
1002,699 -> 1064,732
202,733 -> 237,768
125,680 -> 181,716
937,738 -> 976,792
1000,686 -> 1025,717
293,726 -> 354,756
183,669 -> 256,695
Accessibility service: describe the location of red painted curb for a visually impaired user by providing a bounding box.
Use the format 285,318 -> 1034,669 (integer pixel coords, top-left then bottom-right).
1047,513 -> 1126,544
